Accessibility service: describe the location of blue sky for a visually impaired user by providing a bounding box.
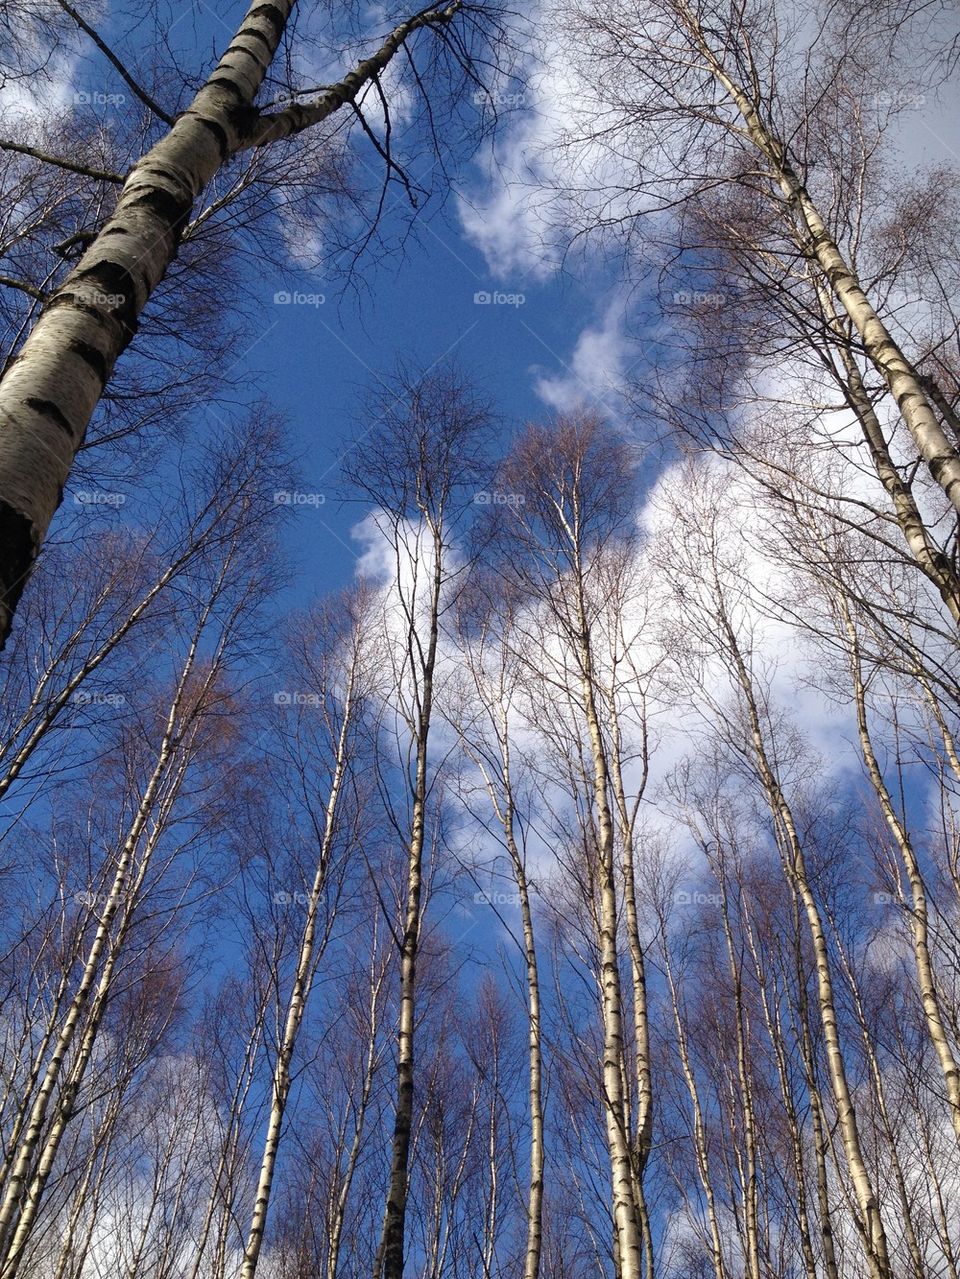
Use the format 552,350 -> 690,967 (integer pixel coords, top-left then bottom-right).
248,203 -> 633,603
56,0 -> 643,607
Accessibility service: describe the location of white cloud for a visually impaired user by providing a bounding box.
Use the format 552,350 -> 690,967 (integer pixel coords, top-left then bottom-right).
533,295 -> 631,416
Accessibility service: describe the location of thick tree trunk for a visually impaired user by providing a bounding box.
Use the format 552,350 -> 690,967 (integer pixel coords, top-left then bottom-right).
0,0 -> 460,642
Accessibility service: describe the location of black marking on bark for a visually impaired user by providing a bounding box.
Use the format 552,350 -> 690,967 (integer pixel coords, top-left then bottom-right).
128,186 -> 193,236
224,101 -> 261,138
190,113 -> 231,160
71,262 -> 139,337
248,4 -> 286,40
140,164 -> 191,192
236,23 -> 273,48
226,46 -> 269,72
24,398 -> 74,437
0,500 -> 37,645
68,340 -> 108,384
204,76 -> 247,102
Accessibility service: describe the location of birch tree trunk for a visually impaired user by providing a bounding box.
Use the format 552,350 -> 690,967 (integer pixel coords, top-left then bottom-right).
606,712 -> 654,1278
326,943 -> 387,1279
713,595 -> 893,1279
574,603 -> 644,1279
490,416 -> 646,1279
378,566 -> 438,1279
473,732 -> 545,1279
836,593 -> 960,1141
0,0 -> 462,641
0,606 -> 213,1276
684,13 -> 960,518
454,595 -> 546,1279
661,931 -> 727,1279
815,289 -> 960,624
239,664 -> 357,1278
739,893 -> 825,1279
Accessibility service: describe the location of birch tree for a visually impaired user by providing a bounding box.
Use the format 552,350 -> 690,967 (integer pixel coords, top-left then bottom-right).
657,465 -> 893,1279
553,0 -> 960,590
238,589 -> 371,1278
488,413 -> 651,1279
0,458 -> 275,1276
0,0 -> 499,641
451,574 -> 546,1279
344,363 -> 492,1279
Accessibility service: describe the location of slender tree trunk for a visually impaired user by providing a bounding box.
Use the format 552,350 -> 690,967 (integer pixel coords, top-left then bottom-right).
239,670 -> 355,1278
0,628 -> 214,1279
326,950 -> 385,1279
575,619 -> 643,1279
377,543 -> 442,1279
684,8 -> 960,517
0,743 -> 182,1266
837,596 -> 960,1141
499,784 -> 545,1279
662,944 -> 727,1279
716,873 -> 761,1279
739,898 -> 822,1279
713,594 -> 892,1279
792,896 -> 843,1279
819,311 -> 960,625
606,715 -> 654,1279
830,921 -> 926,1279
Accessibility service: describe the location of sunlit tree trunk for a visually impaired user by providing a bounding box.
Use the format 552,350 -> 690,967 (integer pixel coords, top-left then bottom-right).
0,0 -> 463,640
239,657 -> 358,1278
835,591 -> 960,1142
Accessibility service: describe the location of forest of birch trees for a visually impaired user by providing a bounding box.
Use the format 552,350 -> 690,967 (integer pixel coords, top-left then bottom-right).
0,0 -> 959,1275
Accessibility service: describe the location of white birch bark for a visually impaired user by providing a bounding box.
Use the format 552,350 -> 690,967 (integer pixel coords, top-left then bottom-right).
377,531 -> 443,1279
575,627 -> 643,1279
681,14 -> 960,519
0,619 -> 208,1276
238,663 -> 356,1278
837,596 -> 960,1142
713,598 -> 892,1279
0,0 -> 461,640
